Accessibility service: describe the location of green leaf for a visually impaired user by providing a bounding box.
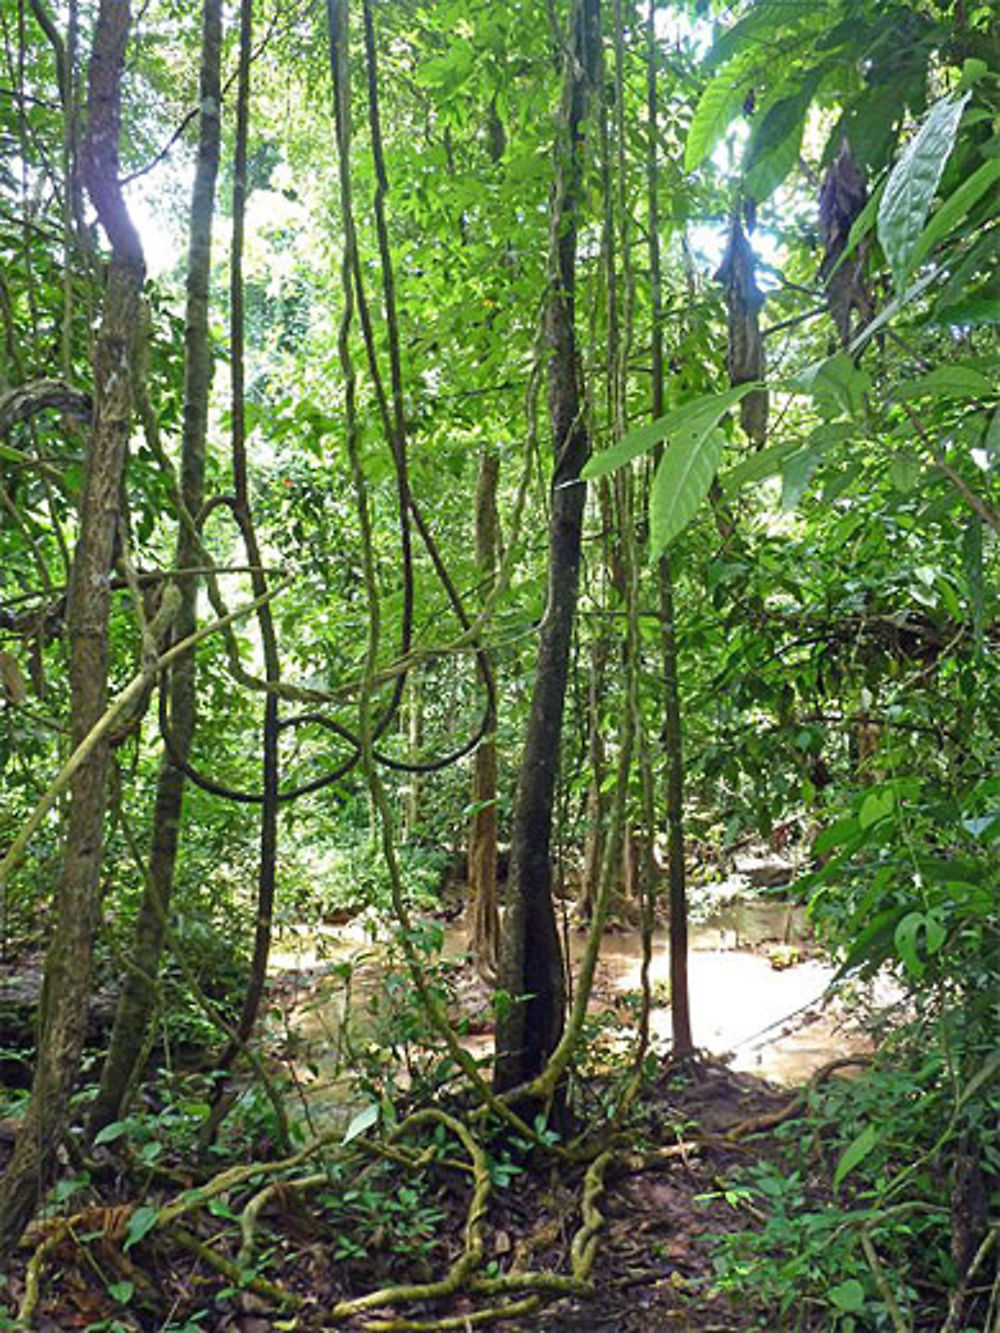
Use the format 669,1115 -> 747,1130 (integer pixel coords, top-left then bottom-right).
829,1279 -> 867,1314
814,816 -> 860,856
859,787 -> 894,829
833,1122 -> 878,1190
797,352 -> 870,419
895,364 -> 995,399
907,159 -> 1000,275
744,70 -> 824,202
582,383 -> 760,481
745,117 -> 804,202
93,1119 -> 130,1146
889,453 -> 922,492
923,912 -> 946,957
895,911 -> 928,977
720,437 -> 801,494
878,93 -> 969,287
107,1280 -> 134,1305
934,292 -> 1000,328
124,1205 -> 159,1251
958,57 -> 989,90
957,1047 -> 1000,1110
684,58 -> 754,172
780,446 -> 822,510
342,1101 -> 380,1144
834,907 -> 906,981
649,428 -> 725,557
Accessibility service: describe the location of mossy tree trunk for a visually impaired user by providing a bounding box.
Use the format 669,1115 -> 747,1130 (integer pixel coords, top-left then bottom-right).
494,0 -> 600,1098
0,0 -> 145,1254
87,0 -> 223,1138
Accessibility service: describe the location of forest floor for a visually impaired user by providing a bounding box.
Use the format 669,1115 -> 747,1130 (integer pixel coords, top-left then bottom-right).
3,1056 -> 829,1332
0,885 -> 876,1331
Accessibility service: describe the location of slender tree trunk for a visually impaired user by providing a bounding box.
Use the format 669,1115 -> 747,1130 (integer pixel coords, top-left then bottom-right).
468,443 -> 500,976
403,670 -> 422,841
494,0 -> 600,1098
646,1 -> 693,1057
577,633 -> 607,920
88,0 -> 222,1138
0,0 -> 144,1255
214,0 -> 284,1081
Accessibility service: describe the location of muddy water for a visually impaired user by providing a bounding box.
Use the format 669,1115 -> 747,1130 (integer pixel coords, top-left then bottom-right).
270,899 -> 869,1128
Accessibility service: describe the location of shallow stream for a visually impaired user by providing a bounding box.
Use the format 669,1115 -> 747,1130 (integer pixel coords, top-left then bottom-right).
269,897 -> 871,1128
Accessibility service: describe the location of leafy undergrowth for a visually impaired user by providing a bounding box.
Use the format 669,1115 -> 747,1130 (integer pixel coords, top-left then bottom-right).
1,935 -> 994,1332
0,1061 -> 785,1332
7,1051 -> 985,1333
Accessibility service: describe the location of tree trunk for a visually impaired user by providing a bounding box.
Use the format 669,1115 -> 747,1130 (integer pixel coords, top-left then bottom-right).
494,0 -> 600,1098
577,634 -> 608,921
0,0 -> 144,1255
646,0 -> 693,1058
88,0 -> 222,1138
403,669 -> 422,841
468,443 -> 500,976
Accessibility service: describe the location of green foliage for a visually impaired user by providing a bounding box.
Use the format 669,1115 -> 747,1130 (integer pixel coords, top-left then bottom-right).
711,1038 -> 999,1328
877,93 -> 969,288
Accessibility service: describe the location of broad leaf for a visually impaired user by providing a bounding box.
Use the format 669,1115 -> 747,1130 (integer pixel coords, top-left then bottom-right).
797,352 -> 870,419
582,383 -> 760,481
342,1101 -> 380,1144
829,1279 -> 867,1314
934,292 -> 1000,328
93,1119 -> 130,1146
720,437 -> 801,494
878,93 -> 969,287
907,159 -> 1000,275
684,55 -> 755,172
895,911 -> 930,977
744,70 -> 825,202
889,453 -> 922,493
124,1205 -> 159,1251
859,787 -> 894,829
780,446 -> 822,510
895,364 -> 995,399
649,428 -> 724,557
833,1122 -> 878,1190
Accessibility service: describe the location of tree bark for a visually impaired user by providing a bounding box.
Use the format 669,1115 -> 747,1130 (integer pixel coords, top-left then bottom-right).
87,0 -> 223,1137
646,2 -> 693,1059
468,443 -> 500,976
403,670 -> 423,841
0,0 -> 144,1256
494,0 -> 600,1098
577,634 -> 608,921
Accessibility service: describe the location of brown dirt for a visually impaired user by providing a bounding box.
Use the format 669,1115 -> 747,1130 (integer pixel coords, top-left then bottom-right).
1,1058 -> 801,1332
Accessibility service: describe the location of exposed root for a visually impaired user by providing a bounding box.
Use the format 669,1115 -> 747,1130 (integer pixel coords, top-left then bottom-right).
727,1055 -> 873,1140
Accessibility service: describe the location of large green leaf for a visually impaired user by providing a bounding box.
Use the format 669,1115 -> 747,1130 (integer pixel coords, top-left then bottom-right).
907,158 -> 1000,275
582,383 -> 760,481
744,69 -> 825,202
780,445 -> 822,510
684,53 -> 755,172
720,437 -> 802,494
796,352 -> 871,419
878,93 -> 969,287
895,364 -> 996,399
833,1122 -> 879,1190
650,427 -> 725,558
